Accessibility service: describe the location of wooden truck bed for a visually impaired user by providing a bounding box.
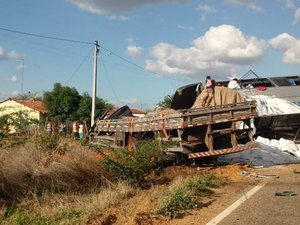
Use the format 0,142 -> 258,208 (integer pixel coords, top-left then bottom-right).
90,101 -> 258,159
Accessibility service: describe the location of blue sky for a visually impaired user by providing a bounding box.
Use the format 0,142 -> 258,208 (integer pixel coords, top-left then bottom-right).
0,0 -> 300,109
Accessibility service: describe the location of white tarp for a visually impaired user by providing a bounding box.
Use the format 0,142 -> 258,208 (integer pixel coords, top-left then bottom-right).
243,95 -> 300,116
255,136 -> 300,157
217,136 -> 300,167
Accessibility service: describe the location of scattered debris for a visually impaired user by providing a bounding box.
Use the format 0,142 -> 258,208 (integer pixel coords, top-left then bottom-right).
275,191 -> 297,196
293,169 -> 300,174
252,165 -> 264,169
240,171 -> 279,179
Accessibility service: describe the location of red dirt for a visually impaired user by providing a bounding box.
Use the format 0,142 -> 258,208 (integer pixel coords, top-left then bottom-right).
86,164 -> 260,225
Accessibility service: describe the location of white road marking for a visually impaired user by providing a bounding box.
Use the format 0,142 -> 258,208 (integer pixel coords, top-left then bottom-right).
206,184 -> 265,225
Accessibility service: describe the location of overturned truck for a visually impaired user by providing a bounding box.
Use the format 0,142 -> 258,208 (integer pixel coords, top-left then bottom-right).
89,74 -> 300,159
89,84 -> 261,160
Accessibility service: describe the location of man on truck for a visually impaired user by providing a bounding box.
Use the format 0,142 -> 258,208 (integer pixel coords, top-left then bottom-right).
200,75 -> 216,107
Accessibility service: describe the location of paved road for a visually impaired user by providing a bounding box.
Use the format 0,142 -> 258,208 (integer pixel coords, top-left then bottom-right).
211,165 -> 300,225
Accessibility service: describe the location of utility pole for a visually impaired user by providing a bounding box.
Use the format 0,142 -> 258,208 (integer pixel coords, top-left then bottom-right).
91,41 -> 99,126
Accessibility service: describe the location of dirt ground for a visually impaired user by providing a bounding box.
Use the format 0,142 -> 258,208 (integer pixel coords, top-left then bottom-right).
86,163 -> 283,225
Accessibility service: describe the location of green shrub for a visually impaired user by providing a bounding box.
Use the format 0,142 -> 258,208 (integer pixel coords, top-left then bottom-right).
0,135 -> 27,148
34,132 -> 60,153
158,189 -> 197,218
103,140 -> 167,185
158,173 -> 224,218
182,173 -> 224,196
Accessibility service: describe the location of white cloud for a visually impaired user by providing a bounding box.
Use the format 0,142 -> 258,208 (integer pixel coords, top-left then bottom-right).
0,46 -> 23,60
116,97 -> 139,108
0,90 -> 19,100
284,1 -> 300,24
107,15 -> 129,21
8,75 -> 18,82
225,0 -> 262,12
145,24 -> 266,80
270,33 -> 300,63
285,0 -> 296,9
16,62 -> 27,71
119,97 -> 138,104
293,8 -> 300,24
67,0 -> 187,14
11,90 -> 19,97
177,24 -> 194,30
196,4 -> 216,21
114,98 -> 152,110
127,45 -> 143,58
7,51 -> 23,60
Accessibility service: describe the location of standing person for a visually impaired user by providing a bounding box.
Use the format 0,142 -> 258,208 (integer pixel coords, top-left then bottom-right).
78,123 -> 84,141
72,120 -> 79,139
228,78 -> 241,89
200,75 -> 216,107
59,122 -> 67,137
46,121 -> 52,133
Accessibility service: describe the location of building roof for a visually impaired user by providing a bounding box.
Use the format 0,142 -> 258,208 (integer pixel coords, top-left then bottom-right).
3,99 -> 48,114
130,108 -> 146,115
106,108 -> 146,116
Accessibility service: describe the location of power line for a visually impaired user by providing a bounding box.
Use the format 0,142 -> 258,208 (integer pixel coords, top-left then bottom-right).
99,53 -> 120,102
64,46 -> 94,85
0,26 -> 93,45
100,45 -> 188,83
1,30 -> 91,59
0,26 -> 189,83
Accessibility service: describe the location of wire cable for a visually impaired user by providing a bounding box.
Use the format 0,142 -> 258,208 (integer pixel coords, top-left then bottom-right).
99,54 -> 120,102
99,45 -> 189,83
64,46 -> 94,85
0,26 -> 93,45
1,26 -> 190,83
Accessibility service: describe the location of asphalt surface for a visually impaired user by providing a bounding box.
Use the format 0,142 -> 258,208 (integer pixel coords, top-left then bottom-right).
213,165 -> 300,225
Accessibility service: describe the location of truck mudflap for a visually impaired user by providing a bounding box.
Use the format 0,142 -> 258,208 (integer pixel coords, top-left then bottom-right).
188,142 -> 259,159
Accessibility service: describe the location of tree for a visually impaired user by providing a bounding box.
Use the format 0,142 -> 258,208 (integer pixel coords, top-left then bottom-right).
43,84 -> 114,124
0,110 -> 38,135
157,95 -> 173,108
77,92 -> 113,124
43,83 -> 81,121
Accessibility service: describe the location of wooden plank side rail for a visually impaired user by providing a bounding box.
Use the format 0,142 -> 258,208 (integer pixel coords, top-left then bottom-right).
93,101 -> 257,133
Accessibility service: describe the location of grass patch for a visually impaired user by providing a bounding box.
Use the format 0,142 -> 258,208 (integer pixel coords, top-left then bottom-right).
0,208 -> 83,225
157,173 -> 224,218
0,181 -> 136,225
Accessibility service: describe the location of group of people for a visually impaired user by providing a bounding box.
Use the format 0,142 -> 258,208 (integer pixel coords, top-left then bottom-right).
46,120 -> 86,141
200,75 -> 242,107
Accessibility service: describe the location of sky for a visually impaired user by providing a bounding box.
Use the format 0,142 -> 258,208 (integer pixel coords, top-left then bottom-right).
0,0 -> 300,110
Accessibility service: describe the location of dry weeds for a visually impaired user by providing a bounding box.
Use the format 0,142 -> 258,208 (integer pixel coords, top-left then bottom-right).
16,181 -> 136,223
0,138 -> 112,200
0,134 -> 137,224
